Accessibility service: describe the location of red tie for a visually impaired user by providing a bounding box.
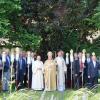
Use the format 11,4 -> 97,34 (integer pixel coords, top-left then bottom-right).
80,60 -> 83,72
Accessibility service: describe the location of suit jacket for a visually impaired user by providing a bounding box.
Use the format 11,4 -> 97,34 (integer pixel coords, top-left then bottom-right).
88,60 -> 100,78
4,55 -> 11,72
73,59 -> 80,75
84,58 -> 91,77
17,57 -> 26,74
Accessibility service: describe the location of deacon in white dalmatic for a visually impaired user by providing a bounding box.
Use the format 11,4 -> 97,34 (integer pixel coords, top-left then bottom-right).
55,51 -> 67,91
31,56 -> 44,90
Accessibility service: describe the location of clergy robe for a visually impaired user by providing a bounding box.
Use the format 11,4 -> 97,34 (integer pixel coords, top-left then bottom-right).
32,60 -> 44,90
44,60 -> 56,91
55,57 -> 67,91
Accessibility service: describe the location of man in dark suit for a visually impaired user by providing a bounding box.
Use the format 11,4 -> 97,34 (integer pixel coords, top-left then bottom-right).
17,52 -> 26,89
73,53 -> 80,89
22,51 -> 27,87
2,50 -> 11,91
88,53 -> 100,86
78,52 -> 84,87
84,53 -> 91,84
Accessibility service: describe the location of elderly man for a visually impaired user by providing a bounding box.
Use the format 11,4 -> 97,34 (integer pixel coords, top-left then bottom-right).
55,50 -> 67,91
44,51 -> 57,91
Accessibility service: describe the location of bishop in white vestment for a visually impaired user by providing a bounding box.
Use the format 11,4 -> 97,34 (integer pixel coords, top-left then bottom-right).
31,56 -> 44,90
55,51 -> 67,91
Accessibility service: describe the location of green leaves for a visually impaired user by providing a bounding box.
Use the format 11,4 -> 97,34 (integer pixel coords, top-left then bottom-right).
0,0 -> 100,55
0,0 -> 41,50
0,0 -> 21,36
92,2 -> 100,29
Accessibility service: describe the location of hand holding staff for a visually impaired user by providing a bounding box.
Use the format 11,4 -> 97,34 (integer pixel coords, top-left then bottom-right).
66,53 -> 69,80
70,49 -> 74,88
66,53 -> 69,65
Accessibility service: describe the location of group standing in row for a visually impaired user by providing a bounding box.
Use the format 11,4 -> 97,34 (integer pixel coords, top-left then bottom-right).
0,48 -> 100,92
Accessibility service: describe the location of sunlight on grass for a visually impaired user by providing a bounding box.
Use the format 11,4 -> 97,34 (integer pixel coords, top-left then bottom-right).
0,85 -> 100,100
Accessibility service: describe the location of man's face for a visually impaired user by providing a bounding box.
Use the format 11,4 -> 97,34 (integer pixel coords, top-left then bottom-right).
92,56 -> 96,61
58,51 -> 62,57
37,56 -> 41,61
74,53 -> 78,59
22,51 -> 26,57
19,52 -> 22,57
78,52 -> 82,59
86,53 -> 90,58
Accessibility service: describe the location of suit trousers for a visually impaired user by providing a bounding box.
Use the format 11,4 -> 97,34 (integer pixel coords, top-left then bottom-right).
89,77 -> 98,86
2,70 -> 10,91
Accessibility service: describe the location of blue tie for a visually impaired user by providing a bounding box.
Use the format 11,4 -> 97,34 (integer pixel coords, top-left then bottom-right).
7,56 -> 10,67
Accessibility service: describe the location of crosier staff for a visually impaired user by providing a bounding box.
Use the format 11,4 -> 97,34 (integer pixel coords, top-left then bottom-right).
27,51 -> 31,89
66,53 -> 69,81
10,51 -> 14,93
15,47 -> 20,90
82,49 -> 86,87
70,49 -> 74,88
55,51 -> 57,59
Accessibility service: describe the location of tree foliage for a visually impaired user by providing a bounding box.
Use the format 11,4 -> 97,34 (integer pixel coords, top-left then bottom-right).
0,0 -> 41,50
0,0 -> 100,55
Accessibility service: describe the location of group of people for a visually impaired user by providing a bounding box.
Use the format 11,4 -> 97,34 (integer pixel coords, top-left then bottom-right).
0,48 -> 100,92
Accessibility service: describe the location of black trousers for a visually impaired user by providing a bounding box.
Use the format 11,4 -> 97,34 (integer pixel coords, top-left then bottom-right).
17,70 -> 24,88
89,77 -> 98,86
29,66 -> 32,88
74,75 -> 79,89
26,65 -> 32,88
24,67 -> 27,87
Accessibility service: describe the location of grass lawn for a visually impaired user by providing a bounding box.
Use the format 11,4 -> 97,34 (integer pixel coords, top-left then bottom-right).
0,79 -> 100,100
0,89 -> 78,100
0,86 -> 100,100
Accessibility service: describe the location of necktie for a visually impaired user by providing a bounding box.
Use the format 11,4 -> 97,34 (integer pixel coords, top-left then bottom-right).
80,59 -> 83,72
93,61 -> 96,68
7,56 -> 10,67
20,58 -> 22,70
